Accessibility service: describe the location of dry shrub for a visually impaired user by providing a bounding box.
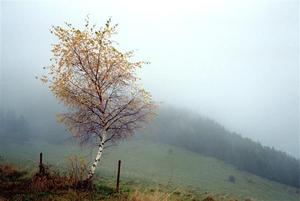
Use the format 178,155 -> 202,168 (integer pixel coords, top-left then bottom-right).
30,166 -> 65,191
202,196 -> 216,201
0,164 -> 26,182
0,163 -> 29,196
57,189 -> 90,201
102,189 -> 172,201
67,155 -> 87,185
130,190 -> 170,201
30,155 -> 89,191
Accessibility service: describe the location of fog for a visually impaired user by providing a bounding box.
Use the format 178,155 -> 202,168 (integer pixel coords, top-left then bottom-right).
0,0 -> 299,157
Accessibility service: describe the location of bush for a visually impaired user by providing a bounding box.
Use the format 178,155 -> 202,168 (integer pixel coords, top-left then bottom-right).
228,175 -> 236,183
67,155 -> 88,185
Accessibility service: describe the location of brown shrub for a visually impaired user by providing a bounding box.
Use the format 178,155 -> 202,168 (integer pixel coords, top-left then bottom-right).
129,190 -> 170,201
0,164 -> 27,182
67,155 -> 88,185
30,155 -> 89,191
202,196 -> 216,201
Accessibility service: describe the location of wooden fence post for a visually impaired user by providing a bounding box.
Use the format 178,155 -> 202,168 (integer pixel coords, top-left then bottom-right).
116,160 -> 121,192
39,152 -> 45,175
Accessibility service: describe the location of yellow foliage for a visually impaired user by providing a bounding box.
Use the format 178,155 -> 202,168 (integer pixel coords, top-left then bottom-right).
42,17 -> 156,144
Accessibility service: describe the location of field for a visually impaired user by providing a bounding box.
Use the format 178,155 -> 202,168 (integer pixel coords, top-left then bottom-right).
0,139 -> 299,201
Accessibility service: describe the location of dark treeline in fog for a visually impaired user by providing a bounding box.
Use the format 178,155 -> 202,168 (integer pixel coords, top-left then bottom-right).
0,108 -> 67,144
0,106 -> 299,188
0,110 -> 31,143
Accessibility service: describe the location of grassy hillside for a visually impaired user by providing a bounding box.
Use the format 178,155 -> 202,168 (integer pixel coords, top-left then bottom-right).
0,140 -> 299,201
2,107 -> 299,189
141,107 -> 300,188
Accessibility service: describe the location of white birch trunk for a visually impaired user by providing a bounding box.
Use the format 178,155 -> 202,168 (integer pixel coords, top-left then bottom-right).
86,132 -> 106,181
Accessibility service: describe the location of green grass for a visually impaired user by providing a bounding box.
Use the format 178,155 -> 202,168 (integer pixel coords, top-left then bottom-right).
0,139 -> 299,201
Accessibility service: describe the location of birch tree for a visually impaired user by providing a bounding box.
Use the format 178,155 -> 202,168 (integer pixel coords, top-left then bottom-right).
41,18 -> 156,181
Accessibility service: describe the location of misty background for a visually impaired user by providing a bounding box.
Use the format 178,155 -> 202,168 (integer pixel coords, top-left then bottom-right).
0,0 -> 299,158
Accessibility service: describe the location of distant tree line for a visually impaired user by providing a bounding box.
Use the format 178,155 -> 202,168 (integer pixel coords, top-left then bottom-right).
0,109 -> 31,143
0,108 -> 67,144
141,107 -> 300,188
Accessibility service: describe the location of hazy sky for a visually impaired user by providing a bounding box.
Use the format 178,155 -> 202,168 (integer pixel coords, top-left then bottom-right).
0,0 -> 299,157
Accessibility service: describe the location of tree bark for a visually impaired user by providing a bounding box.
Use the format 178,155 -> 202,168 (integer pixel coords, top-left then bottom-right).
85,132 -> 106,181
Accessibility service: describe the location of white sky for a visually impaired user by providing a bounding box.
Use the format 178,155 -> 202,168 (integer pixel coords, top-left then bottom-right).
0,0 -> 299,157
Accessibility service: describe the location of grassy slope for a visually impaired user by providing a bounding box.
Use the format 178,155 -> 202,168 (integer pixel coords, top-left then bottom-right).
0,139 -> 299,201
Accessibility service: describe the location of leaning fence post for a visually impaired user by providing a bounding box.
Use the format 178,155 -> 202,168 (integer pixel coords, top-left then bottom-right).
116,160 -> 121,192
